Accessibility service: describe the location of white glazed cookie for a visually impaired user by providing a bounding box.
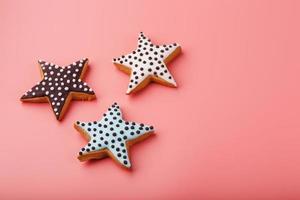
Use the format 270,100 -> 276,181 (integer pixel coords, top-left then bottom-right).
74,102 -> 154,169
21,58 -> 96,120
113,32 -> 181,94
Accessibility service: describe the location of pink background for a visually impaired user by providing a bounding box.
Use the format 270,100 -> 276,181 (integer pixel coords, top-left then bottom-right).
1,0 -> 300,199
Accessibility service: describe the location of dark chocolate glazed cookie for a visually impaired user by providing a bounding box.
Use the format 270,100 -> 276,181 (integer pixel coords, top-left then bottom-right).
21,58 -> 96,120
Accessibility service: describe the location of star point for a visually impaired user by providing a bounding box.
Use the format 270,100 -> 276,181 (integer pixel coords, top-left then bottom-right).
74,103 -> 154,169
113,32 -> 181,94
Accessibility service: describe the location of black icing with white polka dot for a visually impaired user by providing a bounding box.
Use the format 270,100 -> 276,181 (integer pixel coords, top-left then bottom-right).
75,102 -> 154,168
113,32 -> 181,94
21,58 -> 95,120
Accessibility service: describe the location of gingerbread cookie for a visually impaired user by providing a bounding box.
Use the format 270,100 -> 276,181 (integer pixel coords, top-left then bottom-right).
20,58 -> 96,120
113,32 -> 181,94
74,102 -> 154,168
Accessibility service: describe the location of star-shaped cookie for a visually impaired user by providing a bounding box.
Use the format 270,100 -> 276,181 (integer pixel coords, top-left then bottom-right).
113,32 -> 181,94
74,103 -> 154,168
20,58 -> 96,120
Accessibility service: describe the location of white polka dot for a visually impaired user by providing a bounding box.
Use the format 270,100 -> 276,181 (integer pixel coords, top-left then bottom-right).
45,91 -> 49,95
55,65 -> 59,69
56,112 -> 59,115
79,63 -> 83,67
50,94 -> 54,98
50,87 -> 54,90
79,85 -> 82,88
56,102 -> 60,106
48,82 -> 52,86
75,69 -> 79,72
84,88 -> 88,91
41,87 -> 45,91
63,75 -> 67,78
61,82 -> 65,86
58,87 -> 61,90
67,80 -> 70,83
60,69 -> 63,72
64,87 -> 69,91
83,82 -> 87,86
89,88 -> 93,91
72,74 -> 76,77
42,82 -> 46,85
57,73 -> 61,76
73,62 -> 76,66
52,102 -> 55,105
48,77 -> 52,81
50,71 -> 54,75
58,92 -> 62,96
67,70 -> 71,74
73,84 -> 77,88
78,79 -> 82,82
54,97 -> 58,101
55,83 -> 58,86
61,98 -> 65,101
54,108 -> 58,112
44,73 -> 48,76
35,87 -> 39,90
32,92 -> 36,95
55,78 -> 58,81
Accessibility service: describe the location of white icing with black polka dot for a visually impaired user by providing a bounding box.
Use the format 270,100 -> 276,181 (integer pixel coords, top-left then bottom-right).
75,103 -> 154,168
113,32 -> 181,94
21,58 -> 95,120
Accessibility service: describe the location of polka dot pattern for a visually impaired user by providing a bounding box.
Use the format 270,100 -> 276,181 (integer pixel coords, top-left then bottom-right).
76,102 -> 154,168
113,32 -> 180,94
21,58 -> 95,120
